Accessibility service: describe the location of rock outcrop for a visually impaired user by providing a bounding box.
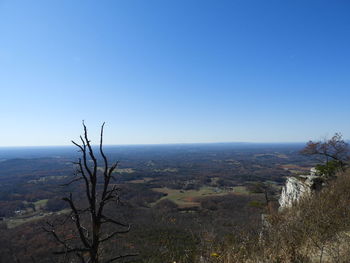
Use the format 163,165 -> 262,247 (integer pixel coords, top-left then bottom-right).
279,169 -> 324,209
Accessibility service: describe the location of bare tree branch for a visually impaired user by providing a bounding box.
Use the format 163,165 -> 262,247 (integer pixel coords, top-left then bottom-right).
44,122 -> 133,263
103,253 -> 138,263
62,194 -> 91,249
99,225 -> 131,243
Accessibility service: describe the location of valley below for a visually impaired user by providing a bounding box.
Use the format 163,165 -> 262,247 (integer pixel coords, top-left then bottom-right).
0,143 -> 316,262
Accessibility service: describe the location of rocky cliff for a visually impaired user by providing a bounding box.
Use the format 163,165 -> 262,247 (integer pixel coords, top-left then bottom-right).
279,169 -> 324,209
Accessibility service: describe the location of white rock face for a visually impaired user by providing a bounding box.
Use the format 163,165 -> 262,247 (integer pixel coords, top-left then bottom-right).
279,175 -> 322,209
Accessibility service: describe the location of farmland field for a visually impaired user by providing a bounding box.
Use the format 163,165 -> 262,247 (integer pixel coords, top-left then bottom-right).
151,186 -> 248,207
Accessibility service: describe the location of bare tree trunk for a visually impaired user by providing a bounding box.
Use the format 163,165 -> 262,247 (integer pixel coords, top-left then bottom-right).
43,122 -> 136,263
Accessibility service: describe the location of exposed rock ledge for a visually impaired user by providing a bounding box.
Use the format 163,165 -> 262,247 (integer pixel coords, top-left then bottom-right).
279,169 -> 324,209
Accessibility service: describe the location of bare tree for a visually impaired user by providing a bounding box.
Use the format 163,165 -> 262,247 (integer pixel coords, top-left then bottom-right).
301,133 -> 349,176
44,122 -> 136,263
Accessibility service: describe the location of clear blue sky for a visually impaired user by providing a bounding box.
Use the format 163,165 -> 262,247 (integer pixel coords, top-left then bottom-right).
0,0 -> 349,146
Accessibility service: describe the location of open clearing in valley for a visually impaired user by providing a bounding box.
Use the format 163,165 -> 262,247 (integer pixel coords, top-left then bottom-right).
151,186 -> 248,208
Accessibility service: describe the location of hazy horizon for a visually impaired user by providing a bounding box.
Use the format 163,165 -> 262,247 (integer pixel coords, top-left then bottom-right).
0,141 -> 307,160
0,141 -> 308,148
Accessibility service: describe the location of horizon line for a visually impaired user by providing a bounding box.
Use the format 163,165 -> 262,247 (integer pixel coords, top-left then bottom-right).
0,141 -> 308,148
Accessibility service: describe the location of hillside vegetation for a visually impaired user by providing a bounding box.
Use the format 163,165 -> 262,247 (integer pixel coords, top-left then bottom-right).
213,170 -> 350,263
